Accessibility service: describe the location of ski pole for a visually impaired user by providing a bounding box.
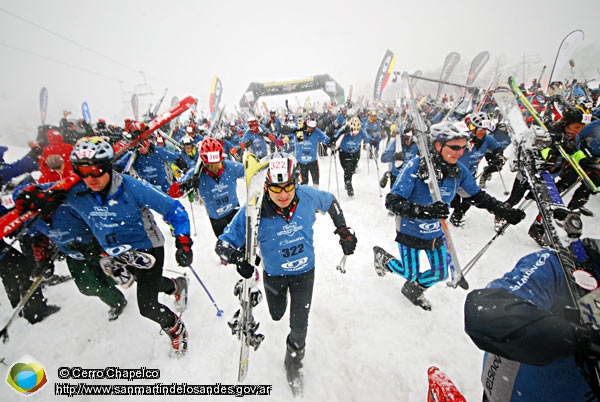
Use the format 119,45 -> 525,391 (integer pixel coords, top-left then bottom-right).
189,198 -> 197,237
336,255 -> 347,274
453,198 -> 532,284
0,273 -> 44,342
371,145 -> 383,197
333,150 -> 340,200
498,171 -> 509,196
327,150 -> 334,192
0,248 -> 59,343
188,265 -> 224,317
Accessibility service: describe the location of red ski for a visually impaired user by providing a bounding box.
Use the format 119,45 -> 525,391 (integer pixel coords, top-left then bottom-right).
427,366 -> 467,402
0,96 -> 196,241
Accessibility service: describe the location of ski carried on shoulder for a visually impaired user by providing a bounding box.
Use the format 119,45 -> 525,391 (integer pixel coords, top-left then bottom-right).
0,96 -> 196,241
400,72 -> 467,290
228,153 -> 269,382
496,80 -> 600,393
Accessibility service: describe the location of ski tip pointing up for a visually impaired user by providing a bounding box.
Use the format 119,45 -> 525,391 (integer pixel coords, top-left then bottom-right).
427,366 -> 467,402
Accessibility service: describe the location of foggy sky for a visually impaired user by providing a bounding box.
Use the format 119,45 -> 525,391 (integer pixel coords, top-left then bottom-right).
1,0 -> 599,146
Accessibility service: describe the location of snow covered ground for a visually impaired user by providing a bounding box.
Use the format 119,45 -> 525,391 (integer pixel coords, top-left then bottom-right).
2,144 -> 599,402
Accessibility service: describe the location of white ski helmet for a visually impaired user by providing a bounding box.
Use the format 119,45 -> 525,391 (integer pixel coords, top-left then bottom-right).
430,121 -> 470,144
264,152 -> 299,185
468,112 -> 495,131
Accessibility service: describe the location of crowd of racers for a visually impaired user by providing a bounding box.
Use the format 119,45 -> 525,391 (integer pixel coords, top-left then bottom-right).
1,77 -> 600,400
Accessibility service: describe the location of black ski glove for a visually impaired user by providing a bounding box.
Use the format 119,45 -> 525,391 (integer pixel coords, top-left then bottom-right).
175,235 -> 193,266
230,249 -> 260,279
14,185 -> 65,218
411,201 -> 450,220
27,144 -> 43,160
334,226 -> 357,255
394,151 -> 405,161
369,138 -> 379,147
494,204 -> 526,225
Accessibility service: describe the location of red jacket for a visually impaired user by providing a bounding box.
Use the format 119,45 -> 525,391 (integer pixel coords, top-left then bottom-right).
39,130 -> 74,184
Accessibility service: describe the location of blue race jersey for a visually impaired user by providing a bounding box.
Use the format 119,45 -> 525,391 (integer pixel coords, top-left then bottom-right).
65,172 -> 190,256
391,156 -> 479,240
197,160 -> 244,219
219,185 -> 333,276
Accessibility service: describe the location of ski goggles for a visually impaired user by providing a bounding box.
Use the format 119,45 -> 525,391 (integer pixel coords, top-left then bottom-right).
267,182 -> 296,193
445,144 -> 468,151
74,164 -> 110,178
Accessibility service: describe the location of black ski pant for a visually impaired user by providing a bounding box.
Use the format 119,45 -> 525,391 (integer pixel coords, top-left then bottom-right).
299,161 -> 320,186
338,150 -> 360,184
126,246 -> 177,329
555,164 -> 600,210
209,207 -> 239,237
0,240 -> 52,323
263,269 -> 315,349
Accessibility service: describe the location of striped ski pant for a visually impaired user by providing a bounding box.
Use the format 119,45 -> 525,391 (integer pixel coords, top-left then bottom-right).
387,243 -> 448,288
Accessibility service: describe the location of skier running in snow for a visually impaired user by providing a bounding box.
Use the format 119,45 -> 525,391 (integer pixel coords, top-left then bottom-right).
240,117 -> 275,159
293,117 -> 331,188
380,124 -> 419,189
171,137 -> 245,237
464,237 -> 600,402
332,116 -> 374,196
14,136 -> 193,357
372,121 -> 525,310
215,152 -> 357,391
449,112 -> 505,227
363,109 -> 383,159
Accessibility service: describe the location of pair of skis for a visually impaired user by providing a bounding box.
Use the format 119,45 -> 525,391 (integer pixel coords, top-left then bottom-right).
229,153 -> 269,383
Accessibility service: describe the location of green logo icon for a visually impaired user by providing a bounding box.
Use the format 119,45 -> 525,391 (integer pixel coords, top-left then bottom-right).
6,354 -> 48,396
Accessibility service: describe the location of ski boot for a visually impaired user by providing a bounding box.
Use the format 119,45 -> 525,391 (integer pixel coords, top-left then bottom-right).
449,210 -> 465,227
401,281 -> 432,311
164,315 -> 188,359
576,207 -> 594,217
344,180 -> 354,196
373,246 -> 394,277
285,339 -> 305,397
528,221 -> 547,248
108,299 -> 127,321
568,197 -> 594,217
172,276 -> 188,313
26,305 -> 61,324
